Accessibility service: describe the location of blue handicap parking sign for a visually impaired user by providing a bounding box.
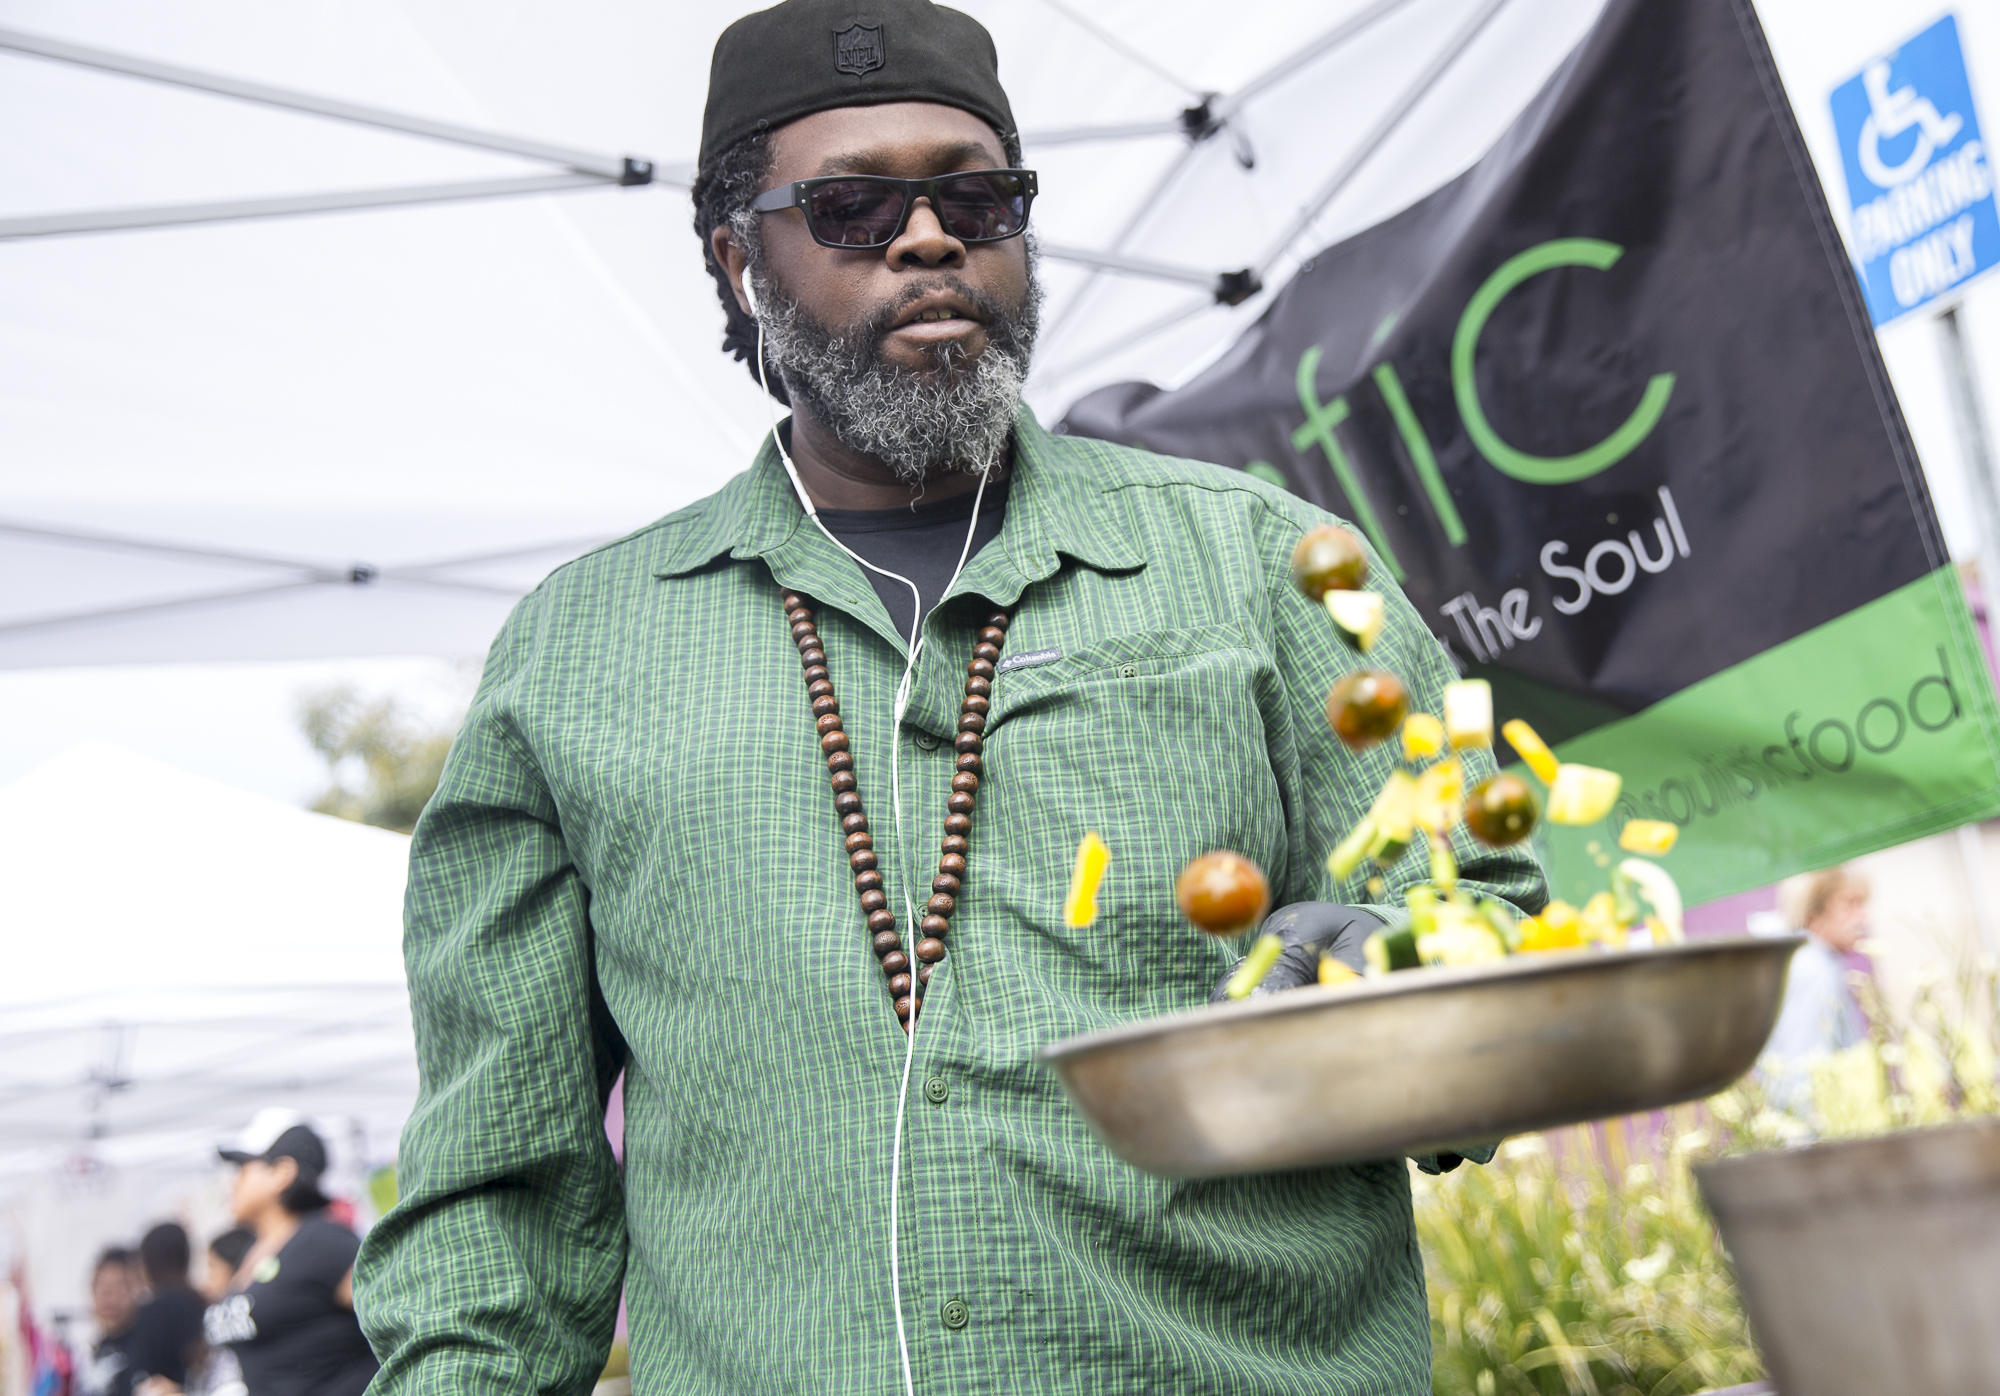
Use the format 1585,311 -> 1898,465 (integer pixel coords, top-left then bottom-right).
1831,14 -> 2000,326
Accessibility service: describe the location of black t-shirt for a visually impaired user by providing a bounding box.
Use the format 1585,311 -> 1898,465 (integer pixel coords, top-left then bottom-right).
204,1217 -> 378,1396
80,1328 -> 135,1396
818,476 -> 1009,642
123,1286 -> 205,1385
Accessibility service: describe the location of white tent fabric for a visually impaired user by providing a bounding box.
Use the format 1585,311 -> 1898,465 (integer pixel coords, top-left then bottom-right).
6,0 -> 1996,671
0,741 -> 414,1176
0,0 -> 1672,668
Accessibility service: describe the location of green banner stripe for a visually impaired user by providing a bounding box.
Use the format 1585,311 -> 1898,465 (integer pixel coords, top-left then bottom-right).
1525,567 -> 2000,907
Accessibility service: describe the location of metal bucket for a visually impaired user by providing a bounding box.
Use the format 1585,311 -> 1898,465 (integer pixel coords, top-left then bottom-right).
1041,934 -> 1802,1177
1696,1116 -> 2000,1395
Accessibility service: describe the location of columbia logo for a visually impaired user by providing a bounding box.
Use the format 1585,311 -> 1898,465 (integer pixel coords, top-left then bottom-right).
997,647 -> 1062,673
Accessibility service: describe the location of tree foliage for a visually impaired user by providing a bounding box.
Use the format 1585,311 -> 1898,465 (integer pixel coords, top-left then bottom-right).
299,685 -> 456,834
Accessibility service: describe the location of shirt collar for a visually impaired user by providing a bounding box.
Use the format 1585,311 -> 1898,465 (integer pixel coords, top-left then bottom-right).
651,407 -> 1145,590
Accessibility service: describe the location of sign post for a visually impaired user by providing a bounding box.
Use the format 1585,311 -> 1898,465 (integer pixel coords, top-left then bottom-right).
1833,17 -> 2000,950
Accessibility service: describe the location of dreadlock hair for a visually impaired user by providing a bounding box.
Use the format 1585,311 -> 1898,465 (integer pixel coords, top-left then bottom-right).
692,129 -> 781,401
690,124 -> 1025,405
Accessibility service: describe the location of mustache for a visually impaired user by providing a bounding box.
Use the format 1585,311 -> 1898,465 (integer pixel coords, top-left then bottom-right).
836,275 -> 1027,361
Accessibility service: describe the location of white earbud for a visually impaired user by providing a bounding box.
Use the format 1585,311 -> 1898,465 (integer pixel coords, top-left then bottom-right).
741,256 -> 991,1396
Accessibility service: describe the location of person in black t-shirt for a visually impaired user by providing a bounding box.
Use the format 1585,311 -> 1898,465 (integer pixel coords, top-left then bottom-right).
80,1247 -> 139,1396
122,1224 -> 205,1391
201,1119 -> 379,1396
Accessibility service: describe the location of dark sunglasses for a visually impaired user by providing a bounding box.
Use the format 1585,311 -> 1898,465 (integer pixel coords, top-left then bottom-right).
750,168 -> 1037,250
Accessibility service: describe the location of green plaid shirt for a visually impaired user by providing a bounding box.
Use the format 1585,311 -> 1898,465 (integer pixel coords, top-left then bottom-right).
355,410 -> 1544,1394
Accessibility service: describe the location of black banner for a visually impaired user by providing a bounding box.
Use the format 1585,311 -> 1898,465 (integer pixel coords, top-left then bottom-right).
1062,0 -> 2000,901
1065,0 -> 1942,741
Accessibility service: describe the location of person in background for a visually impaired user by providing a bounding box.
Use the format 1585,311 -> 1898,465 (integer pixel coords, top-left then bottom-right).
1761,864 -> 1874,1111
138,1228 -> 257,1396
78,1247 -> 139,1396
201,1117 -> 378,1396
200,1230 -> 255,1304
119,1225 -> 205,1391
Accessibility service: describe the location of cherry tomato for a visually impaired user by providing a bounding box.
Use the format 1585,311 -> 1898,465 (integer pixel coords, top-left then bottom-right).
1175,851 -> 1271,937
1325,670 -> 1408,750
1289,525 -> 1368,601
1465,772 -> 1540,846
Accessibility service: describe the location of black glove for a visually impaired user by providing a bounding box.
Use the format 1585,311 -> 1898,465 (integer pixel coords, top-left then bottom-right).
1208,902 -> 1384,1004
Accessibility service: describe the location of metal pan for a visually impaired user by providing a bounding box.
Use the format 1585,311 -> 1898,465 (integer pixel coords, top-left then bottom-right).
1040,934 -> 1804,1178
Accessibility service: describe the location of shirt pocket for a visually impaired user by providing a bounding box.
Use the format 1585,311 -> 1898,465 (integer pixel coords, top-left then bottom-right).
981,621 -> 1289,1003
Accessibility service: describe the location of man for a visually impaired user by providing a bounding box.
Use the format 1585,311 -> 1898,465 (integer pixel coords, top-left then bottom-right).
355,1 -> 1544,1390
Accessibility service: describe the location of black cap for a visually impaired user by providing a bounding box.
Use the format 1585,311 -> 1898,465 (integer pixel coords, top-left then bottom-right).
218,1123 -> 327,1176
700,0 -> 1015,168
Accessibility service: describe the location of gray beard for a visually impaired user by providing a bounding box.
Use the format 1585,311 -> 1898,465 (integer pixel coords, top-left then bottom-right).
748,262 -> 1042,485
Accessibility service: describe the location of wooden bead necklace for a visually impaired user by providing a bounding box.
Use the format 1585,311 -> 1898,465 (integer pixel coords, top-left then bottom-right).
782,588 -> 1009,1031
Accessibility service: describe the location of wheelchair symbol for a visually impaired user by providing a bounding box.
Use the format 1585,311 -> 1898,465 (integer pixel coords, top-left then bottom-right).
1858,58 -> 1964,189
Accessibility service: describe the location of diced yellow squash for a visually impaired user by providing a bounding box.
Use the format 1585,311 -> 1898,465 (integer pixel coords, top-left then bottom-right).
1416,903 -> 1508,966
1367,770 -> 1418,838
1428,832 -> 1458,890
1062,831 -> 1111,929
1225,932 -> 1285,999
1318,955 -> 1363,987
1618,818 -> 1680,855
1547,763 -> 1622,825
1326,817 -> 1376,881
1501,718 -> 1561,784
1402,712 -> 1446,761
1443,679 -> 1493,749
1413,758 -> 1464,834
1579,890 -> 1624,946
1324,589 -> 1386,651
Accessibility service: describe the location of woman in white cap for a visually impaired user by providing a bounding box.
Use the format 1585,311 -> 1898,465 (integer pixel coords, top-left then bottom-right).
199,1114 -> 378,1396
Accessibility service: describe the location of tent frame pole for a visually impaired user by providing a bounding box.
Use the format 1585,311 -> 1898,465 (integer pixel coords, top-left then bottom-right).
1257,0 -> 1513,276
0,24 -> 663,237
0,24 -> 643,177
0,172 -> 617,240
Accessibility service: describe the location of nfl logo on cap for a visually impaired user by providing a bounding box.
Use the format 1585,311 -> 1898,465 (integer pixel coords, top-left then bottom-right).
833,21 -> 884,76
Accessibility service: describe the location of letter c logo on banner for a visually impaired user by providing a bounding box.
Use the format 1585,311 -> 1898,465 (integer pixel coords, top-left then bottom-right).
1451,238 -> 1678,485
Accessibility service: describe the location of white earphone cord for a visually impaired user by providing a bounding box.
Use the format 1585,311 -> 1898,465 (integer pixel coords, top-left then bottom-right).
748,278 -> 991,1396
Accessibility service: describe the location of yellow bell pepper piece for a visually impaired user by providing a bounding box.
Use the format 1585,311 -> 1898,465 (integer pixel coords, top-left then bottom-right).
1518,900 -> 1586,952
1618,818 -> 1680,855
1062,831 -> 1111,929
1401,712 -> 1446,761
1500,718 -> 1561,784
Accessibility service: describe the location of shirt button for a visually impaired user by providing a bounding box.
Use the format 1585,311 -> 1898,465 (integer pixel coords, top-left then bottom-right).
914,731 -> 940,751
940,1298 -> 970,1330
924,1075 -> 949,1105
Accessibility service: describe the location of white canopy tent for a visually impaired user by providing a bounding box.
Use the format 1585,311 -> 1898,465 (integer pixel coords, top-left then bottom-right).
0,0 -> 1852,670
0,742 -> 411,1325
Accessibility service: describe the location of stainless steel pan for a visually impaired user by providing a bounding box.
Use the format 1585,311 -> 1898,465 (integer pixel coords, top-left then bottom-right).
1041,934 -> 1803,1178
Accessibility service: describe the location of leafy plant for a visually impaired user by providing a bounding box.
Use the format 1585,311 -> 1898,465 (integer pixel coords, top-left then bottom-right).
1419,938 -> 2000,1395
1417,1114 -> 1760,1396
